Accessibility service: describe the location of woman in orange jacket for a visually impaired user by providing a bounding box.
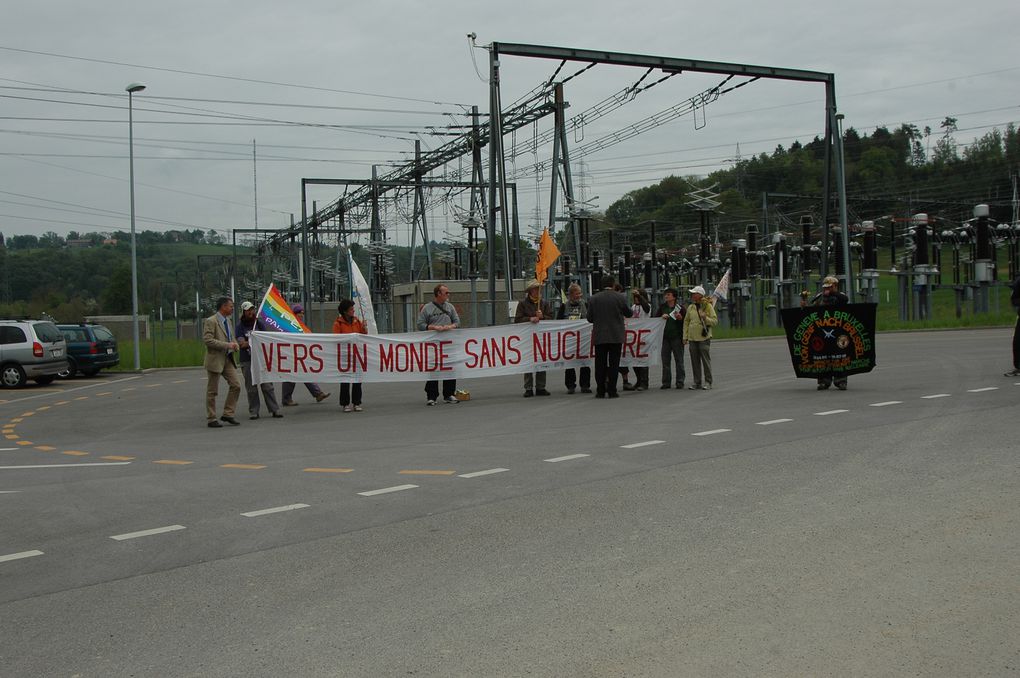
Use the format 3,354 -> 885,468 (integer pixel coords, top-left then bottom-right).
332,299 -> 367,411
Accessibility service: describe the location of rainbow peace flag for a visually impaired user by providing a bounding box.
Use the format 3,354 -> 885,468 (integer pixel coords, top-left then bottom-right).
256,283 -> 310,333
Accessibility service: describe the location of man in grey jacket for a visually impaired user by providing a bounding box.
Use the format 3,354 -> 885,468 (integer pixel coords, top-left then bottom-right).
586,276 -> 633,399
417,283 -> 461,405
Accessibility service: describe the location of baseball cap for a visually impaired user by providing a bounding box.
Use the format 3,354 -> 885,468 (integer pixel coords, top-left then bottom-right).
690,285 -> 706,296
240,301 -> 255,311
822,276 -> 839,288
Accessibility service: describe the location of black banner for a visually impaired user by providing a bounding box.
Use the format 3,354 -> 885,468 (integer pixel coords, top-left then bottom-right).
780,303 -> 877,379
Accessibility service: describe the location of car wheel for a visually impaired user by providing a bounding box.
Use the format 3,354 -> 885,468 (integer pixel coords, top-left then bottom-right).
57,359 -> 77,379
1,363 -> 27,388
80,367 -> 100,377
35,375 -> 56,386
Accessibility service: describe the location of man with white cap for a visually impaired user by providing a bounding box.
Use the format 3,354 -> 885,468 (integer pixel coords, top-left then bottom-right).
514,279 -> 553,397
683,285 -> 717,390
235,300 -> 283,419
803,275 -> 850,390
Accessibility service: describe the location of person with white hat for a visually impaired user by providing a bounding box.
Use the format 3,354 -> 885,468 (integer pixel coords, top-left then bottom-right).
683,285 -> 717,390
804,275 -> 850,390
514,279 -> 553,397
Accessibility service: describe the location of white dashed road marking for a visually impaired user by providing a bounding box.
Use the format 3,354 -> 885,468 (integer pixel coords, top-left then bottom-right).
358,484 -> 418,497
110,525 -> 186,541
756,418 -> 793,426
921,394 -> 951,399
620,440 -> 666,449
869,401 -> 902,407
458,468 -> 509,478
0,462 -> 132,470
813,410 -> 848,416
241,503 -> 310,517
967,387 -> 998,393
0,550 -> 44,563
544,454 -> 590,463
691,429 -> 731,436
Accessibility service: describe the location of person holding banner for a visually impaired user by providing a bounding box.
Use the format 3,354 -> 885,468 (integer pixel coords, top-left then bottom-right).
802,275 -> 850,390
202,296 -> 242,427
683,286 -> 717,390
622,288 -> 652,391
515,280 -> 554,397
281,304 -> 331,406
586,275 -> 633,399
1006,275 -> 1020,377
332,299 -> 367,412
236,301 -> 283,420
558,283 -> 592,394
417,284 -> 461,406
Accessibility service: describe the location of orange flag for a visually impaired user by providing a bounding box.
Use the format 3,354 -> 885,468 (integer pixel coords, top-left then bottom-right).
535,227 -> 562,284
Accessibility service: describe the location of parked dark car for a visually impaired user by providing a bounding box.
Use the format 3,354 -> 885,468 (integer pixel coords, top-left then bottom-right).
56,323 -> 120,378
0,319 -> 68,387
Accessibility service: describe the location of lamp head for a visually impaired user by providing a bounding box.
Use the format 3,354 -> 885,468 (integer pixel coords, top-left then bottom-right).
125,83 -> 146,93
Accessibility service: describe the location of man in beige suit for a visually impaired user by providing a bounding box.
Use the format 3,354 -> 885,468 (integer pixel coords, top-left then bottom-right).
203,296 -> 241,428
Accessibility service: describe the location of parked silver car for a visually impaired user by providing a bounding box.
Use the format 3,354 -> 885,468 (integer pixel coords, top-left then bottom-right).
0,320 -> 68,388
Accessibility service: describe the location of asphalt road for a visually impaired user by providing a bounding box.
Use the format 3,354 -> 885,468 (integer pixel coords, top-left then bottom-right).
1,329 -> 1018,677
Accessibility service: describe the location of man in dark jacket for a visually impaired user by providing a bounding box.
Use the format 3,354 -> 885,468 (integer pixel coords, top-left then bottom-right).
586,275 -> 633,398
656,287 -> 686,389
1007,275 -> 1020,377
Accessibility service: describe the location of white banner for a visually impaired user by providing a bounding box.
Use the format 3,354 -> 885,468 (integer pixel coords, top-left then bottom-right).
251,318 -> 664,384
349,251 -> 378,334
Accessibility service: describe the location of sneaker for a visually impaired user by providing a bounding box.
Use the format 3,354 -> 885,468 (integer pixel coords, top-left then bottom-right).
523,389 -> 534,398
354,405 -> 363,412
283,400 -> 298,407
443,396 -> 460,404
426,399 -> 437,406
271,412 -> 284,418
315,392 -> 331,403
704,384 -> 712,390
343,404 -> 353,412
835,382 -> 847,391
635,386 -> 646,392
622,382 -> 636,391
581,388 -> 592,394
535,389 -> 551,396
660,385 -> 671,390
567,387 -> 576,394
688,384 -> 701,390
1005,369 -> 1020,377
817,383 -> 830,390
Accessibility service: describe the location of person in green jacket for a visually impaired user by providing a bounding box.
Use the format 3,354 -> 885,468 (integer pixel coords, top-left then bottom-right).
656,287 -> 686,389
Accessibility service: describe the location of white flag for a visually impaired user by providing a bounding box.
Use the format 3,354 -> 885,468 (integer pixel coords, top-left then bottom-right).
710,268 -> 731,306
349,250 -> 378,334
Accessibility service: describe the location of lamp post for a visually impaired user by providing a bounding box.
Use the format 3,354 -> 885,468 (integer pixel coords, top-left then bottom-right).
126,83 -> 145,371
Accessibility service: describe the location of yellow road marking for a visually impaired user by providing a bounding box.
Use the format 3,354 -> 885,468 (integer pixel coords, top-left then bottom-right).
146,384 -> 162,388
62,450 -> 89,456
36,405 -> 51,411
172,380 -> 188,384
10,418 -> 23,423
74,396 -> 89,401
96,392 -> 112,397
398,469 -> 456,476
303,467 -> 354,474
153,459 -> 193,465
220,463 -> 267,470
102,455 -> 135,461
121,388 -> 136,392
20,412 -> 34,417
16,440 -> 33,446
4,434 -> 17,440
55,401 -> 70,405
35,446 -> 56,451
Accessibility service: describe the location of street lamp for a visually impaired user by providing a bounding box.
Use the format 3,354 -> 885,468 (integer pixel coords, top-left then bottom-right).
126,82 -> 145,371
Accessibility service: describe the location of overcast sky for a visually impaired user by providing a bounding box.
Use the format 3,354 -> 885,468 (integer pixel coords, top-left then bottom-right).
2,0 -> 1017,248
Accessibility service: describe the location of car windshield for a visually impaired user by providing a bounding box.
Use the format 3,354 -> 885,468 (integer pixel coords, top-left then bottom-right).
94,326 -> 115,342
33,322 -> 63,343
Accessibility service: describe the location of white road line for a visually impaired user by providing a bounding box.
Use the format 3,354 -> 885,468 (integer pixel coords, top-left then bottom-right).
0,462 -> 132,470
921,394 -> 951,399
967,387 -> 998,393
0,490 -> 22,494
814,409 -> 849,416
756,418 -> 793,426
241,503 -> 310,517
110,525 -> 186,541
0,447 -> 18,451
620,440 -> 666,449
0,550 -> 43,563
458,468 -> 509,478
692,429 -> 731,436
869,401 -> 902,407
544,454 -> 590,463
358,484 -> 418,497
